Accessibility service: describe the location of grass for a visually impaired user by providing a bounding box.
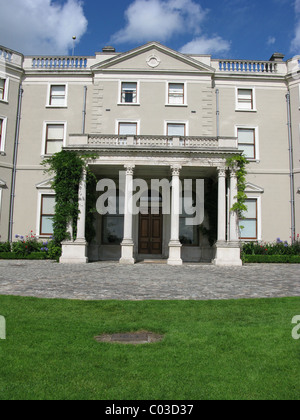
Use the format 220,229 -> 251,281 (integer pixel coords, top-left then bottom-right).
0,295 -> 299,400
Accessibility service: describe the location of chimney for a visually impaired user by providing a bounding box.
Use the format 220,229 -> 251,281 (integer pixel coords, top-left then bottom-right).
102,46 -> 116,53
269,52 -> 285,62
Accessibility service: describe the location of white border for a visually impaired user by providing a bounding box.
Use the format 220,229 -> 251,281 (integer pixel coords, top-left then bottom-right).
118,81 -> 140,106
0,116 -> 7,153
0,76 -> 9,103
165,120 -> 189,136
42,121 -> 67,156
235,125 -> 260,162
235,87 -> 257,112
240,196 -> 262,241
165,81 -> 188,107
36,191 -> 55,238
46,83 -> 68,108
116,120 -> 140,135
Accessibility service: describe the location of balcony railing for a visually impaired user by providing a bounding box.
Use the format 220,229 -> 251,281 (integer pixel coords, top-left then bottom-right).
68,134 -> 238,150
0,45 -> 23,67
218,60 -> 277,74
31,56 -> 88,70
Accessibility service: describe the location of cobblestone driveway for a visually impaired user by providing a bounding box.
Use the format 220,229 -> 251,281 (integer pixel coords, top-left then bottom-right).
0,260 -> 299,301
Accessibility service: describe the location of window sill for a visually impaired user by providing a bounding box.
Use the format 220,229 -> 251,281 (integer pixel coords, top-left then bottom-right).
46,105 -> 68,109
0,99 -> 8,104
0,151 -> 6,156
165,104 -> 188,107
117,103 -> 140,106
235,109 -> 257,113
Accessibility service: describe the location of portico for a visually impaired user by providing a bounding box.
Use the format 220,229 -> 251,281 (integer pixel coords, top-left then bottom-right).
59,133 -> 243,266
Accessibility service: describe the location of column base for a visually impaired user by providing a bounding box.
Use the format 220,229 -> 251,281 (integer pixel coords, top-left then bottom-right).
120,240 -> 135,265
59,239 -> 88,264
213,241 -> 242,267
168,241 -> 183,266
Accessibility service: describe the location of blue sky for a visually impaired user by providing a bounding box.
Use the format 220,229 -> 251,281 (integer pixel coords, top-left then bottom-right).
0,0 -> 299,60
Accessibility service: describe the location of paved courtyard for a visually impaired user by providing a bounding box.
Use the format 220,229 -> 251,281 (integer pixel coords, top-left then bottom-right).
0,260 -> 299,301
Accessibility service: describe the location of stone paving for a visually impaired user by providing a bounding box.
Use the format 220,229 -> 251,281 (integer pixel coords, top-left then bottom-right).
0,260 -> 299,301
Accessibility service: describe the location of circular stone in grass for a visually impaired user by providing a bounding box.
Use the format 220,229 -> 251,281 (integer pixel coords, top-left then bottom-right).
94,331 -> 164,345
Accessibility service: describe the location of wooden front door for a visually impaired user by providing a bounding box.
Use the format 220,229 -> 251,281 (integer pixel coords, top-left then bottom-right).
139,211 -> 163,255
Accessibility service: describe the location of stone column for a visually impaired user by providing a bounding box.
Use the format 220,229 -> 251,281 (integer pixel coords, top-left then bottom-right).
120,165 -> 135,265
168,165 -> 183,266
216,167 -> 227,244
60,168 -> 88,264
229,168 -> 240,243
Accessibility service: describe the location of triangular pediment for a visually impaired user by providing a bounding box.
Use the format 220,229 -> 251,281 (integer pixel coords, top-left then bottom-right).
36,178 -> 54,190
245,183 -> 264,194
92,42 -> 215,74
0,179 -> 6,188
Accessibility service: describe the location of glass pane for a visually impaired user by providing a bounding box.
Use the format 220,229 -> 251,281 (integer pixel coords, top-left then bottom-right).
47,125 -> 64,140
179,218 -> 198,245
0,79 -> 4,100
238,144 -> 255,159
244,200 -> 257,219
50,96 -> 65,106
238,129 -> 255,144
122,83 -> 137,91
42,196 -> 55,214
238,89 -> 252,100
119,123 -> 137,135
103,216 -> 124,245
41,216 -> 54,235
239,220 -> 257,239
167,124 -> 185,136
46,140 -> 63,154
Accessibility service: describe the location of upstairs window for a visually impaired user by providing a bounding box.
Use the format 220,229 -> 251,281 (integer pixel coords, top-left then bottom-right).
118,122 -> 138,136
168,83 -> 184,105
0,79 -> 5,101
237,88 -> 254,110
167,123 -> 186,137
121,82 -> 137,104
0,118 -> 7,152
49,85 -> 66,107
45,124 -> 65,155
238,128 -> 256,160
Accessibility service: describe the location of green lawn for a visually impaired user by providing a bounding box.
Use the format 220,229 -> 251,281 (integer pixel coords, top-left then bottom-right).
0,295 -> 299,400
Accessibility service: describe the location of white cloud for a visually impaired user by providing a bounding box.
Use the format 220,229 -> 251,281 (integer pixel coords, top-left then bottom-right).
267,36 -> 276,46
0,0 -> 88,55
180,36 -> 231,55
291,0 -> 300,52
111,0 -> 207,44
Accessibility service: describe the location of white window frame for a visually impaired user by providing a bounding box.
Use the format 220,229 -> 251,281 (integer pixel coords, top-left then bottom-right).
239,196 -> 262,242
36,191 -> 56,238
118,81 -> 140,105
116,120 -> 140,136
46,83 -> 68,108
166,82 -> 187,106
0,116 -> 7,153
165,121 -> 189,137
0,77 -> 9,103
42,121 -> 67,156
235,125 -> 260,162
235,87 -> 256,112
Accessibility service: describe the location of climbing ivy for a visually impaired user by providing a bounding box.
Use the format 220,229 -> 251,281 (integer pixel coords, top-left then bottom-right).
42,150 -> 97,246
226,154 -> 249,217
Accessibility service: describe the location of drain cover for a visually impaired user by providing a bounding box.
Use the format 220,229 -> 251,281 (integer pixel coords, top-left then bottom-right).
95,331 -> 163,345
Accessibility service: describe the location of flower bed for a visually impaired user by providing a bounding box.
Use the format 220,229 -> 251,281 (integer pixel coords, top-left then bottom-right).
242,236 -> 300,264
0,231 -> 62,261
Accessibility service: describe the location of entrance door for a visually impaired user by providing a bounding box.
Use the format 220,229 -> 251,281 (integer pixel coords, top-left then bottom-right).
139,211 -> 163,255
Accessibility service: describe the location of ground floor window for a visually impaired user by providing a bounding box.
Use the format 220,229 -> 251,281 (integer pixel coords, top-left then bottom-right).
179,192 -> 199,246
239,199 -> 257,240
40,195 -> 55,236
102,216 -> 124,245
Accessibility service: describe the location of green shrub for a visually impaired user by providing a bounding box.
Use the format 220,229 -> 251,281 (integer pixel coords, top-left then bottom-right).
0,242 -> 11,253
0,252 -> 48,260
243,254 -> 300,264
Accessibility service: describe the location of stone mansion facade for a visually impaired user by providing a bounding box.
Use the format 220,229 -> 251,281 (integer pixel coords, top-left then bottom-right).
0,41 -> 299,266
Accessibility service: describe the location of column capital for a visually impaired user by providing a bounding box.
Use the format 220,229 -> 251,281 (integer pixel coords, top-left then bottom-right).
124,164 -> 135,175
217,167 -> 226,178
170,164 -> 182,176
